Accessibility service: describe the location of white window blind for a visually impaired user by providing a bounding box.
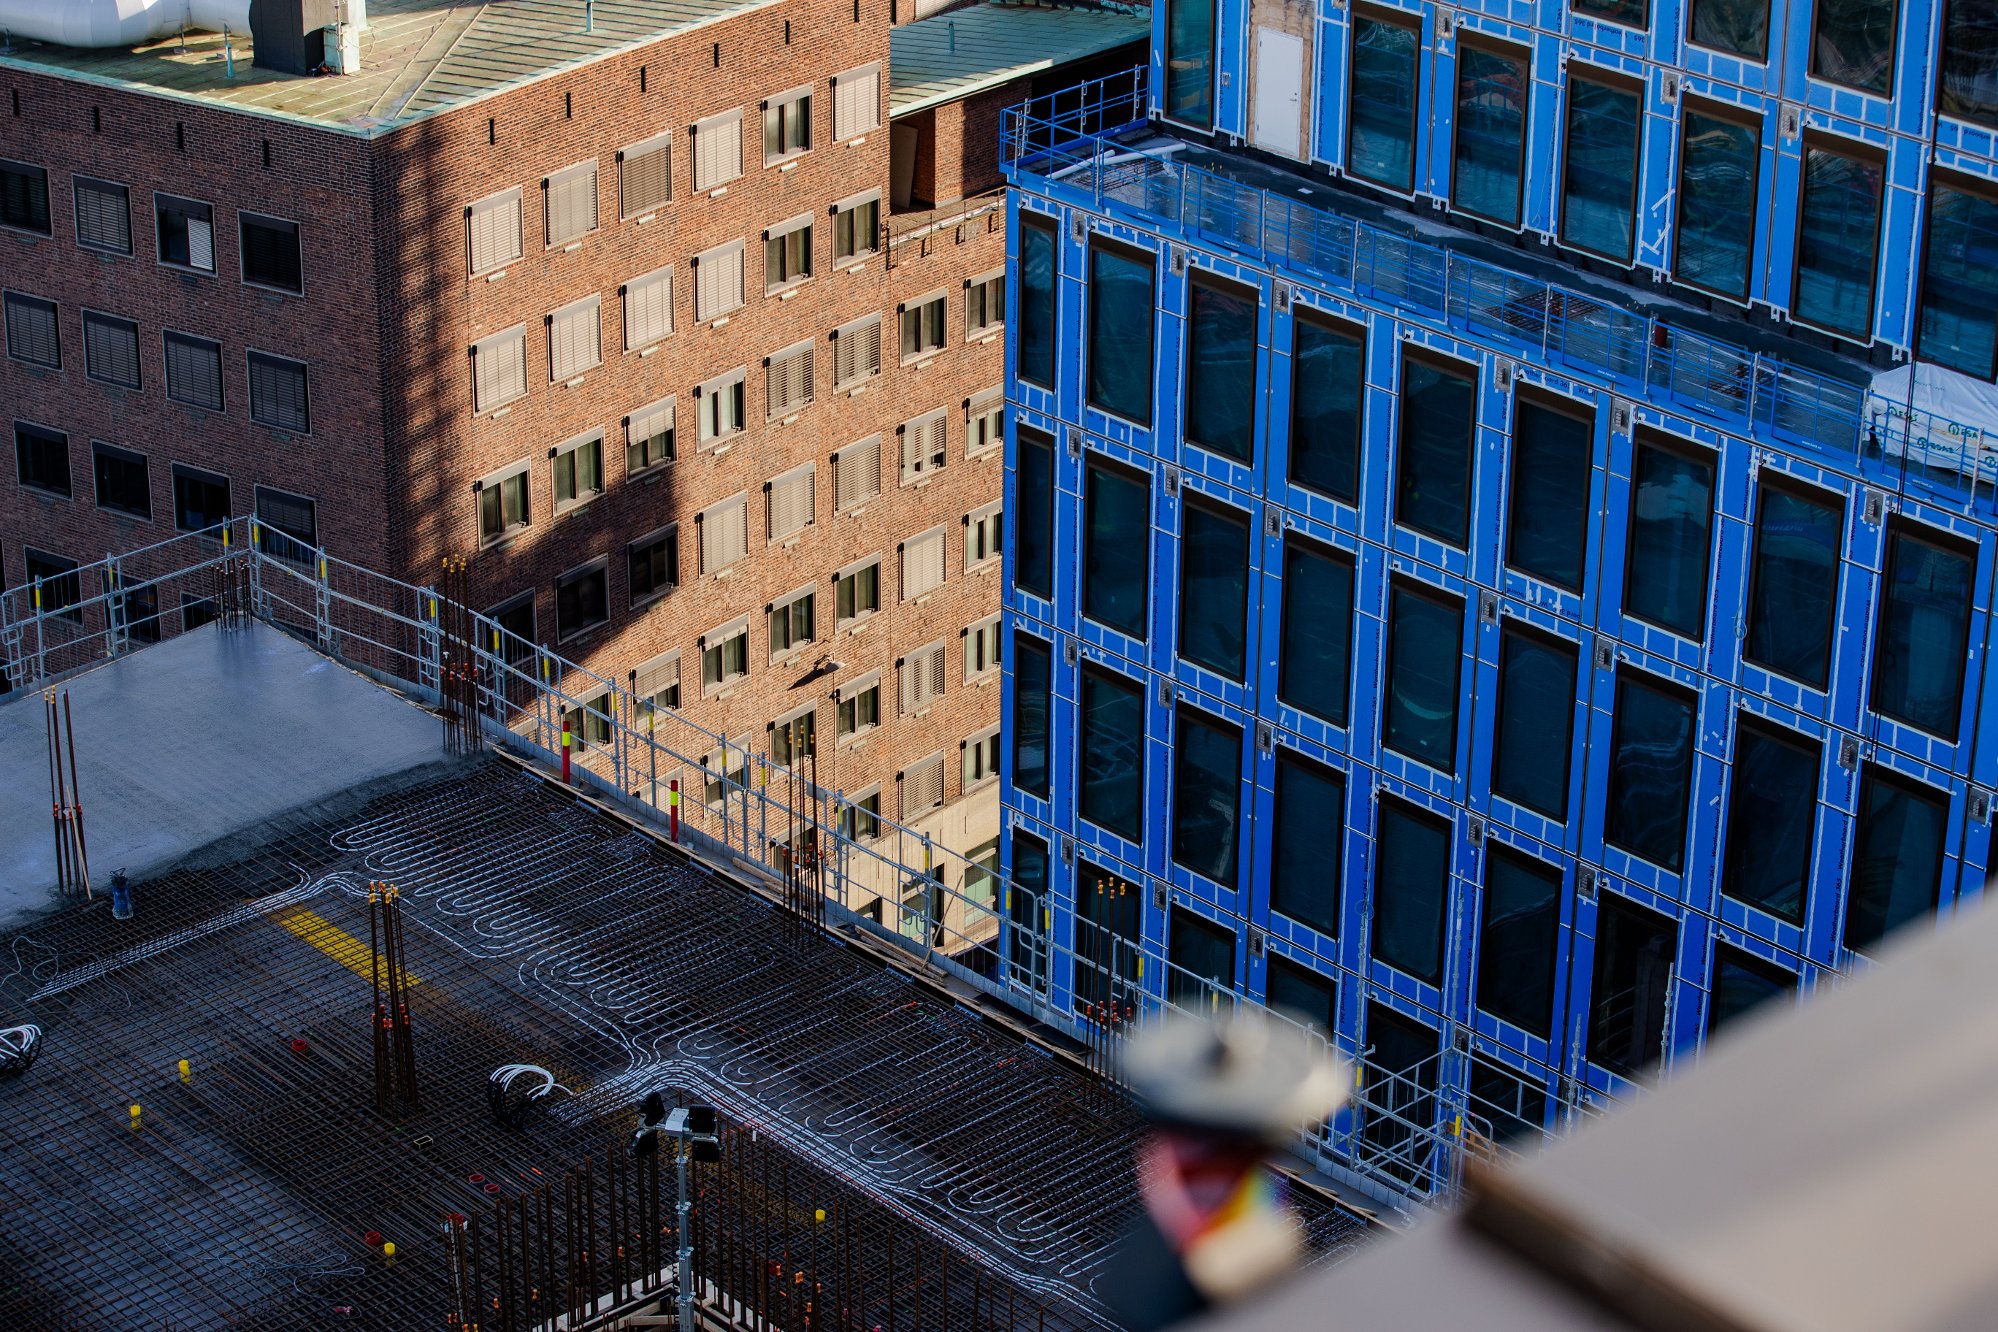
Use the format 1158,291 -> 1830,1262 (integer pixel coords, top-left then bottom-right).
901,411 -> 947,482
545,160 -> 599,246
766,342 -> 814,417
767,465 -> 815,542
619,135 -> 671,217
623,268 -> 672,350
694,241 -> 745,321
902,527 -> 945,600
834,316 -> 881,386
627,396 -> 675,470
471,326 -> 527,411
83,312 -> 139,387
4,293 -> 58,368
835,435 -> 881,510
831,65 -> 881,140
548,297 -> 601,380
692,110 -> 744,190
635,650 -> 680,705
187,214 -> 214,271
468,187 -> 522,274
901,754 -> 945,819
699,368 -> 746,443
901,641 -> 948,714
701,494 -> 749,572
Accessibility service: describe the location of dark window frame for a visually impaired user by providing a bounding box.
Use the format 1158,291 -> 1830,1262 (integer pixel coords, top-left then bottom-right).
81,309 -> 141,390
555,557 -> 612,643
1161,0 -> 1219,130
1503,386 -> 1596,593
1558,66 -> 1645,266
1171,703 -> 1243,889
162,329 -> 225,411
1346,5 -> 1424,195
1450,33 -> 1532,229
1809,0 -> 1900,97
627,523 -> 679,608
1278,534 -> 1355,728
1604,669 -> 1699,874
1183,268 -> 1260,464
0,157 -> 51,235
1017,215 -> 1059,389
72,175 -> 132,255
1287,307 -> 1368,505
153,192 -> 216,274
170,462 -> 232,534
1177,492 -> 1252,681
1077,663 -> 1146,842
1370,796 -> 1454,987
1081,451 -> 1152,640
1741,473 -> 1845,690
1085,237 -> 1157,427
14,420 -> 71,498
1393,346 -> 1480,550
1788,131 -> 1885,342
92,441 -> 151,520
1720,712 -> 1821,926
238,211 -> 304,295
23,548 -> 83,623
1585,891 -> 1679,1078
246,349 -> 311,434
1687,0 -> 1773,62
1844,762 -> 1950,953
1270,746 -> 1345,939
1476,842 -> 1565,1040
1621,429 -> 1718,641
1382,576 -> 1465,776
1914,167 -> 1998,381
1491,620 -> 1579,821
1670,96 -> 1765,303
1705,942 -> 1797,1040
1870,517 -> 1977,738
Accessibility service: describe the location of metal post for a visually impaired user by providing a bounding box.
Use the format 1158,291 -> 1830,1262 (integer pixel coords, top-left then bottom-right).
676,1138 -> 694,1332
669,778 -> 681,843
103,556 -> 121,659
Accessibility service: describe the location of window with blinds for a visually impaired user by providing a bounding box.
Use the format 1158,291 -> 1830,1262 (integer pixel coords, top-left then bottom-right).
902,527 -> 946,600
901,641 -> 948,714
764,215 -> 813,290
700,493 -> 749,573
163,331 -> 223,410
966,270 -> 1005,337
626,396 -> 675,473
964,614 -> 1002,679
836,672 -> 881,740
83,312 -> 140,388
240,214 -> 303,294
901,753 -> 945,818
692,109 -> 745,190
833,193 -> 880,264
628,525 -> 678,605
834,435 -> 881,510
623,267 -> 673,351
547,296 -> 601,381
833,315 -> 881,387
766,464 -> 815,542
967,387 -> 1003,455
701,624 -> 750,691
254,486 -> 318,555
965,501 -> 1002,568
0,159 -> 50,234
552,431 -> 603,511
635,650 -> 681,710
764,87 -> 812,163
900,293 -> 946,361
900,410 -> 947,483
467,187 -> 523,275
155,195 -> 214,272
766,341 -> 814,418
693,240 -> 745,321
836,557 -> 880,625
962,727 -> 1001,789
471,325 -> 528,412
4,292 -> 59,369
699,368 -> 747,444
247,351 -> 310,433
619,134 -> 671,218
831,65 -> 881,141
74,177 -> 131,255
543,160 -> 599,247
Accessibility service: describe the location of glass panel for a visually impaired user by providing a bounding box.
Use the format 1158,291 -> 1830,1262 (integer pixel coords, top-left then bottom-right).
1793,146 -> 1882,338
1172,707 -> 1241,887
1561,77 -> 1641,263
1454,44 -> 1528,226
1573,0 -> 1647,25
1019,220 -> 1057,388
1395,356 -> 1477,548
1606,675 -> 1696,873
1811,0 -> 1897,95
1079,668 -> 1145,840
1289,314 -> 1365,503
1348,16 -> 1419,192
1272,749 -> 1344,937
1168,908 -> 1235,1004
1010,831 -> 1048,986
1362,1004 -> 1439,1187
1179,501 -> 1250,679
1940,2 -> 1998,129
1845,767 -> 1948,952
1689,0 -> 1770,59
1721,719 -> 1819,925
1468,1058 -> 1548,1145
1164,0 -> 1215,128
1706,945 -> 1796,1040
1492,629 -> 1577,820
1675,109 -> 1759,301
1624,440 -> 1714,640
1279,540 -> 1353,727
1372,800 -> 1451,985
1872,526 -> 1974,737
1016,428 -> 1055,599
1744,485 -> 1843,689
1266,956 -> 1336,1033
1012,634 -> 1051,797
1477,848 -> 1561,1038
1383,585 -> 1462,774
1087,245 -> 1155,424
1506,397 -> 1593,591
1917,180 -> 1998,378
1083,459 -> 1150,638
1585,894 -> 1678,1078
1185,277 -> 1258,462
1077,861 -> 1144,1017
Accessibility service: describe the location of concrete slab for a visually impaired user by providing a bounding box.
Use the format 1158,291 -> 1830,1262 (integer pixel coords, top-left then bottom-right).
0,622 -> 442,924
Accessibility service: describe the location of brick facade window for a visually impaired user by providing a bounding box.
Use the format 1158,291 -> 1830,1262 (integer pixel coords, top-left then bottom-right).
73,176 -> 130,254
247,350 -> 310,433
467,187 -> 523,275
831,65 -> 881,141
240,213 -> 303,293
0,159 -> 50,235
5,292 -> 60,369
618,134 -> 672,218
15,421 -> 71,497
83,311 -> 140,389
164,331 -> 223,409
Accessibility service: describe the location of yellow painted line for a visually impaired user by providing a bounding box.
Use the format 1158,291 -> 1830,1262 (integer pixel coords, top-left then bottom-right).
271,907 -> 419,987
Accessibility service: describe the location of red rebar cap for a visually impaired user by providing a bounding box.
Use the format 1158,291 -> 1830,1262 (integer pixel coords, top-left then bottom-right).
363,1230 -> 383,1247
289,1038 -> 310,1056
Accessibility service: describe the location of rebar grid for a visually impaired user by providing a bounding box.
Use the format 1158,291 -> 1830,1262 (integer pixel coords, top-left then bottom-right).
0,759 -> 1364,1330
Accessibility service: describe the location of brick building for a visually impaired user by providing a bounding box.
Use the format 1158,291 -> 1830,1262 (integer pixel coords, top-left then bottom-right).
0,0 -> 1139,931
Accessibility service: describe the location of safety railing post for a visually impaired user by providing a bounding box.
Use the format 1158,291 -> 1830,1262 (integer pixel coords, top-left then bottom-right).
314,551 -> 333,654
247,518 -> 266,620
30,575 -> 46,686
103,555 -> 123,660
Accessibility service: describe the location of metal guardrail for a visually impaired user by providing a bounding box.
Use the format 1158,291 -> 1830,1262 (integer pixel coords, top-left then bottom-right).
1001,67 -> 1998,519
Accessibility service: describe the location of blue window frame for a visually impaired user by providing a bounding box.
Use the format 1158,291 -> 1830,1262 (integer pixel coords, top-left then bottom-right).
1606,672 -> 1696,874
1812,0 -> 1898,96
1082,456 -> 1149,639
1015,426 -> 1055,599
1266,955 -> 1336,1032
1506,393 -> 1594,592
1362,1003 -> 1439,1186
1395,352 -> 1478,549
1348,13 -> 1420,193
1871,523 -> 1974,738
1371,798 -> 1452,986
1572,0 -> 1647,26
1078,666 -> 1145,841
1010,830 -> 1049,987
1689,0 -> 1770,60
1077,860 -> 1143,1014
1721,717 -> 1820,926
1383,582 -> 1463,775
1453,40 -> 1528,227
1624,436 -> 1715,641
1492,627 -> 1578,821
1289,311 -> 1365,504
1172,705 -> 1242,888
1018,217 -> 1057,388
1087,242 -> 1154,425
1561,73 -> 1641,264
1845,765 -> 1949,953
1185,273 -> 1258,463
1477,846 -> 1562,1039
1744,481 -> 1843,690
1674,104 -> 1761,302
1163,0 -> 1216,128
1792,142 -> 1883,340
1586,893 -> 1677,1078
1940,1 -> 1998,129
1279,538 -> 1353,728
1012,632 -> 1051,797
1272,748 -> 1345,937
1917,175 -> 1998,380
1168,907 -> 1235,1002
1179,498 -> 1250,680
1705,944 -> 1795,1041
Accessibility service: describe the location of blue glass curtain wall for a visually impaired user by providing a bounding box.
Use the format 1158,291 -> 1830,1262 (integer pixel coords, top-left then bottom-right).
1348,13 -> 1420,193
1689,0 -> 1770,61
1162,0 -> 1216,128
1792,142 -> 1883,340
1674,105 -> 1761,301
1560,74 -> 1642,264
1453,41 -> 1528,227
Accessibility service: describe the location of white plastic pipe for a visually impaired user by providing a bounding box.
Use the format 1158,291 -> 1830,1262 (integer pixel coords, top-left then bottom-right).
0,0 -> 254,48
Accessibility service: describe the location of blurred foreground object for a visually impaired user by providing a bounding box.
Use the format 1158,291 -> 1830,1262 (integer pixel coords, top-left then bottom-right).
1106,1009 -> 1346,1330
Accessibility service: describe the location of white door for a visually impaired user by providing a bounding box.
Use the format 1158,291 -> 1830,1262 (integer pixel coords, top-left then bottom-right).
1252,28 -> 1306,159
